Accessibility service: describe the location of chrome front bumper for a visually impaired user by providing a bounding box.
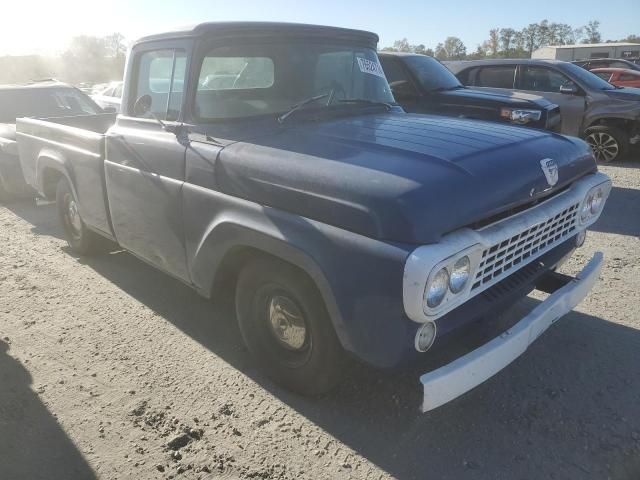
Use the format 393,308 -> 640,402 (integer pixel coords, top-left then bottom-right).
419,251 -> 603,413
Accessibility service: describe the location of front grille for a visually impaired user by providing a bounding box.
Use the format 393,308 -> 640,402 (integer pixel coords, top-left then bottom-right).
471,203 -> 579,291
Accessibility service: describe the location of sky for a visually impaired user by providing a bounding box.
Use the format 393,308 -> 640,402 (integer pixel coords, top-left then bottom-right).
2,0 -> 639,56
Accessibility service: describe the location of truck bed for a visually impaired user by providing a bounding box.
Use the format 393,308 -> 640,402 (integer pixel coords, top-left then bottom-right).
16,113 -> 117,236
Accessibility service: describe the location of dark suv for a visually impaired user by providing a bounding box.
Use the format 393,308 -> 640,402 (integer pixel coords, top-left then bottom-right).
379,52 -> 560,130
449,59 -> 640,162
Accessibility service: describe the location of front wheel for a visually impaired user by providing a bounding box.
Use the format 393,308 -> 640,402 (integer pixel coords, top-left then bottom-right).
585,125 -> 628,163
235,257 -> 345,396
56,178 -> 105,255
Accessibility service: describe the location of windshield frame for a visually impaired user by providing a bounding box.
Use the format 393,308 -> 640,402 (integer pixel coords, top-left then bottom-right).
187,36 -> 395,124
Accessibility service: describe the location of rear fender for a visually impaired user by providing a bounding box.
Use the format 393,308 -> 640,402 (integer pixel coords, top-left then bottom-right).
36,151 -> 76,201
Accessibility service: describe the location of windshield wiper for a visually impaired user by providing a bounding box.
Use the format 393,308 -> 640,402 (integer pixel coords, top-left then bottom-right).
277,93 -> 330,124
337,98 -> 393,110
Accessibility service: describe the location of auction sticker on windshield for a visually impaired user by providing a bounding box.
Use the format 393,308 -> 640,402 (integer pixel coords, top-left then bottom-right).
357,57 -> 386,78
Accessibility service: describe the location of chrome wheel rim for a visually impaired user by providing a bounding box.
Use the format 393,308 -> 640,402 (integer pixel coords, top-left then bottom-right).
64,193 -> 82,237
586,132 -> 619,163
268,295 -> 307,351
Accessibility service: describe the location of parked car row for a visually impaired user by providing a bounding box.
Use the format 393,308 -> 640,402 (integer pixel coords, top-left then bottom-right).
447,59 -> 640,163
0,23 -> 613,412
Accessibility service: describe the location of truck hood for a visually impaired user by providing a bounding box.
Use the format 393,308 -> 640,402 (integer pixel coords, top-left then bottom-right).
217,113 -> 596,244
604,86 -> 640,102
437,87 -> 554,109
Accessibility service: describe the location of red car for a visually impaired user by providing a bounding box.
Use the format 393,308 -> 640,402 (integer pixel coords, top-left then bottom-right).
590,68 -> 640,88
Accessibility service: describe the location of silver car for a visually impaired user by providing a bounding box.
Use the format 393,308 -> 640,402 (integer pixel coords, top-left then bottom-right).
448,59 -> 640,162
91,81 -> 123,112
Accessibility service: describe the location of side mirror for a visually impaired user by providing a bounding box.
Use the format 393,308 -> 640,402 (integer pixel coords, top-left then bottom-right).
102,106 -> 117,114
133,94 -> 152,116
559,83 -> 578,95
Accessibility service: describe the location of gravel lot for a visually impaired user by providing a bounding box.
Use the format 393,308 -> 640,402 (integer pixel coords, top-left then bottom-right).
0,160 -> 639,480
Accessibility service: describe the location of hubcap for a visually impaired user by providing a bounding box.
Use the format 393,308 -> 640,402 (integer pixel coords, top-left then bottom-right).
586,132 -> 619,163
268,295 -> 307,351
65,195 -> 82,235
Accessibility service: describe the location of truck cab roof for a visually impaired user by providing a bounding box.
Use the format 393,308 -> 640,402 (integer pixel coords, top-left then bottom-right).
135,22 -> 378,47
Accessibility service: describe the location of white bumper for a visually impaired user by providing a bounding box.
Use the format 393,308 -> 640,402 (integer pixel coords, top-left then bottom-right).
420,251 -> 603,413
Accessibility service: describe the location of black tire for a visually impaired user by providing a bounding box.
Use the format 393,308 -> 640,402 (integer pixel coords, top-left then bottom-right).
56,178 -> 105,255
235,256 -> 345,396
584,125 -> 628,163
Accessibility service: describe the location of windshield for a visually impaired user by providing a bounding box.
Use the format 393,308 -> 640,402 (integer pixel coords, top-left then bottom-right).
562,63 -> 617,91
194,42 -> 394,121
403,55 -> 462,91
0,87 -> 101,123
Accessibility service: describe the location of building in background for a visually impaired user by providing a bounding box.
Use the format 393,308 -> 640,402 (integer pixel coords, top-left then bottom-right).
532,43 -> 640,61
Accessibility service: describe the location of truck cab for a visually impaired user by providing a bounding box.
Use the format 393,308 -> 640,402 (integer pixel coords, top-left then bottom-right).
17,23 -> 611,411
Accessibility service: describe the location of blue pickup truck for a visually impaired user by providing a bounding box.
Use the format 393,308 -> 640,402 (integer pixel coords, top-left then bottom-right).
16,22 -> 611,411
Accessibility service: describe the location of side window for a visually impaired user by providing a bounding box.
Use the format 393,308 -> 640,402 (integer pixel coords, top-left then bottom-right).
476,66 -> 516,88
620,73 -> 638,81
594,72 -> 612,81
379,57 -> 418,97
520,66 -> 575,93
133,49 -> 187,121
379,57 -> 408,84
455,67 -> 474,85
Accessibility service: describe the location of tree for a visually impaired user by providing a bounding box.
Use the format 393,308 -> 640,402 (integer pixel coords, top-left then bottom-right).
59,33 -> 127,84
435,37 -> 467,60
522,23 -> 541,56
467,44 -> 488,60
486,29 -> 500,57
581,20 -> 602,44
393,38 -> 412,53
607,34 -> 640,43
499,28 -> 516,56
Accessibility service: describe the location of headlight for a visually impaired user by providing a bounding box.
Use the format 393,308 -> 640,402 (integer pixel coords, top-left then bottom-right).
449,256 -> 470,293
580,183 -> 607,224
500,108 -> 542,124
425,268 -> 449,308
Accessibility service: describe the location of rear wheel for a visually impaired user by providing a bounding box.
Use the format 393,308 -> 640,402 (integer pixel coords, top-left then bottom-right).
585,125 -> 628,163
235,256 -> 345,395
56,178 -> 105,255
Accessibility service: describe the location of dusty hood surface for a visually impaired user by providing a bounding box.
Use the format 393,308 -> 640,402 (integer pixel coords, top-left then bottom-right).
216,113 -> 596,244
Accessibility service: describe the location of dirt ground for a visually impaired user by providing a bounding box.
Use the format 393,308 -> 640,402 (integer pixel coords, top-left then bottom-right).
0,159 -> 639,480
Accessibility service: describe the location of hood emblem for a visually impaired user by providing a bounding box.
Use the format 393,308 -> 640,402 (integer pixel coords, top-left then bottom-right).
540,158 -> 558,187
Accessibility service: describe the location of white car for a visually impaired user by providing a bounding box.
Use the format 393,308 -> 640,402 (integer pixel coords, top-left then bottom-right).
91,82 -> 122,112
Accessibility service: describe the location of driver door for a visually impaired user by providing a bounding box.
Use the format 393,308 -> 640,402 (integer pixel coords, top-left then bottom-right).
105,44 -> 191,281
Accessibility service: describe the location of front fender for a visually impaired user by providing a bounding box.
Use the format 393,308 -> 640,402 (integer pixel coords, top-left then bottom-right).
182,182 -> 416,367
